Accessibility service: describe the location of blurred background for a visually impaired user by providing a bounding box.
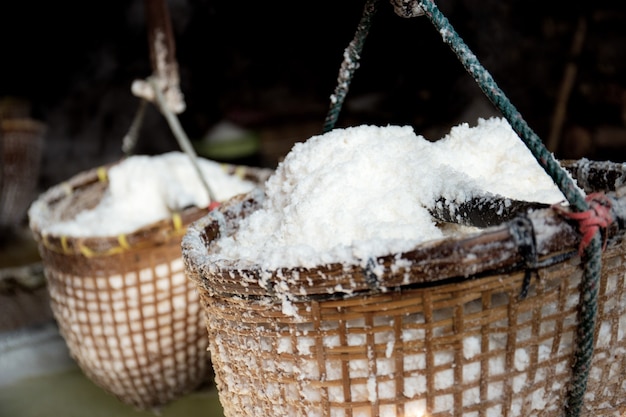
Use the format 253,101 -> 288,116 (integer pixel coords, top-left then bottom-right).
0,1 -> 624,414
1,0 -> 625,228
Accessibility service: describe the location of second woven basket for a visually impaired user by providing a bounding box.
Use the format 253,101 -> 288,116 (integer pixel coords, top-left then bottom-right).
29,161 -> 272,410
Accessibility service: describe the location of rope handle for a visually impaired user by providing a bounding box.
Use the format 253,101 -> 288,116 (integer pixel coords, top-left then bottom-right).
323,0 -> 380,133
413,5 -> 604,415
322,2 -> 611,416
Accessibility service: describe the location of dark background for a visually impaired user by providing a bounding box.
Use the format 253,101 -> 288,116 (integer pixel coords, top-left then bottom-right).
1,0 -> 625,190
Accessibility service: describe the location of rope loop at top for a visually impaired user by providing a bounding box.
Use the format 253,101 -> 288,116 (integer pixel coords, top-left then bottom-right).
325,3 -> 615,415
323,0 -> 380,133
390,0 -> 424,18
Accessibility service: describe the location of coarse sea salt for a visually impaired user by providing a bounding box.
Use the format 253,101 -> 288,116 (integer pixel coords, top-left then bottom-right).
209,117 -> 576,270
31,151 -> 257,237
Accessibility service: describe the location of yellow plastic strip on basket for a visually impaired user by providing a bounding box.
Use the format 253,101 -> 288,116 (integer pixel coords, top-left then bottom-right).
117,234 -> 131,250
96,166 -> 108,183
234,165 -> 246,179
60,181 -> 73,197
42,235 -> 53,252
42,222 -> 183,257
60,235 -> 70,254
172,213 -> 183,231
78,242 -> 127,258
78,244 -> 96,258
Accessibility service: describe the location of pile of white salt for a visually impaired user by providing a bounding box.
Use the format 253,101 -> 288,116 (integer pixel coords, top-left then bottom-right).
29,151 -> 257,237
209,117 -> 576,269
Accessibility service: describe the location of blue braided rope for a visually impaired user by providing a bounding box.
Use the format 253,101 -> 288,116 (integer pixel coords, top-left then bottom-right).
323,1 -> 603,414
323,0 -> 380,133
417,1 -> 601,415
569,234 -> 602,415
418,0 -> 585,210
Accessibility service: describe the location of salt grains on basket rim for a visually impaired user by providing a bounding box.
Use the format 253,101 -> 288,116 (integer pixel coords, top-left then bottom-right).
206,117 -> 581,271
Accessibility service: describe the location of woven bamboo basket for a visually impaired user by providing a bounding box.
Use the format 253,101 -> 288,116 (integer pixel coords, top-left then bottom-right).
182,159 -> 626,417
28,160 -> 272,410
0,118 -> 46,228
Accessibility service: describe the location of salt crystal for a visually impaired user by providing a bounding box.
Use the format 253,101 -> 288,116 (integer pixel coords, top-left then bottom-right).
463,336 -> 481,359
385,341 -> 394,358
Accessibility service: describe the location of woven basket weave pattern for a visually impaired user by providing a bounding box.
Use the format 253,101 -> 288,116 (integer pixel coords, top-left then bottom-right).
45,241 -> 208,408
196,250 -> 626,416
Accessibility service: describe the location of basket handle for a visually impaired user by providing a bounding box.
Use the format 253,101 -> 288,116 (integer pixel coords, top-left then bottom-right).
323,2 -> 606,416
416,3 -> 601,415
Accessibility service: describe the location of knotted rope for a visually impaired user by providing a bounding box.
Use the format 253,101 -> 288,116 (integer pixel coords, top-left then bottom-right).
553,193 -> 613,256
323,0 -> 380,133
416,3 -> 603,414
323,1 -> 609,415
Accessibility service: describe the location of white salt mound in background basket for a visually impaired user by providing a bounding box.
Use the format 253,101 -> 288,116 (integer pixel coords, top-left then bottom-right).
32,151 -> 257,237
209,116 -> 577,270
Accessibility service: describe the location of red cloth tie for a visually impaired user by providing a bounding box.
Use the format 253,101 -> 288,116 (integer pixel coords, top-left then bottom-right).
552,192 -> 613,256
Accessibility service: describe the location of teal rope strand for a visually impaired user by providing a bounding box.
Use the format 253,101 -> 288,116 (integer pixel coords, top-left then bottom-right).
417,1 -> 600,415
323,0 -> 380,133
569,234 -> 602,415
418,0 -> 585,211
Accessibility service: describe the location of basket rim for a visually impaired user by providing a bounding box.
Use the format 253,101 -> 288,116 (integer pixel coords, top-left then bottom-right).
182,159 -> 626,301
29,160 -> 272,258
0,118 -> 47,134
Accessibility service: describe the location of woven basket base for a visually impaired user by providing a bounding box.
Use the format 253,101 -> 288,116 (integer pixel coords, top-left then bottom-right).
44,240 -> 210,410
197,243 -> 626,417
